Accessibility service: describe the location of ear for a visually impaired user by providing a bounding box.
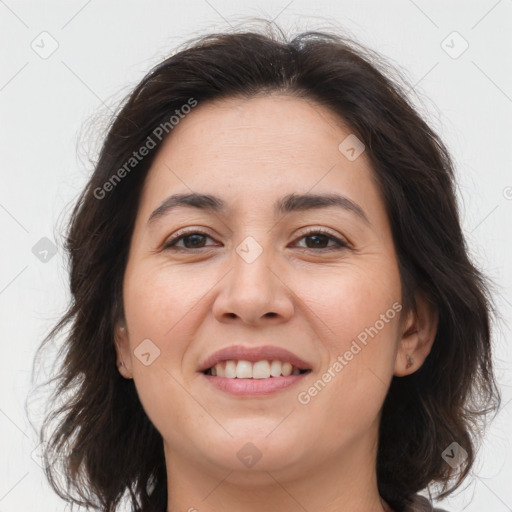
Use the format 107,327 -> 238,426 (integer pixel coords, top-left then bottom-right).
114,320 -> 133,379
394,292 -> 438,377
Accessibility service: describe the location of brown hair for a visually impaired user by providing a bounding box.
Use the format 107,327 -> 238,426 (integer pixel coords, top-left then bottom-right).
28,22 -> 501,512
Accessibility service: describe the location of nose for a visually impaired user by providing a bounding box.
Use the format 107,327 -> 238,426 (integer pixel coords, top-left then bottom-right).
212,243 -> 294,327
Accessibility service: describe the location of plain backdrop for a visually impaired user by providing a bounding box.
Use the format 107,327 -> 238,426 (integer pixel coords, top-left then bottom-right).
0,1 -> 511,511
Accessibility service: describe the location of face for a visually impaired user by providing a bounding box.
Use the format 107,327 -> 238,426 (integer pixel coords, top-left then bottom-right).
115,94 -> 430,484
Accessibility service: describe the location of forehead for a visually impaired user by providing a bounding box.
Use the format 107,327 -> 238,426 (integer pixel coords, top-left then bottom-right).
138,94 -> 385,224
154,94 -> 357,172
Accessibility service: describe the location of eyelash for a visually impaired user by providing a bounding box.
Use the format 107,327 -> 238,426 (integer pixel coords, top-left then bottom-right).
162,228 -> 350,252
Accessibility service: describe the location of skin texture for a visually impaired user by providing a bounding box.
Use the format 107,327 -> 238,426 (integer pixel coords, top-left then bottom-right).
115,94 -> 438,512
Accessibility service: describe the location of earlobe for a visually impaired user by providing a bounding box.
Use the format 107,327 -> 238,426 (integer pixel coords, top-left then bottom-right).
394,293 -> 438,377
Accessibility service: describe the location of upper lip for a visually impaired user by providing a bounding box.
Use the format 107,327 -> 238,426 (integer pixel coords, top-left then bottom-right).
198,345 -> 312,373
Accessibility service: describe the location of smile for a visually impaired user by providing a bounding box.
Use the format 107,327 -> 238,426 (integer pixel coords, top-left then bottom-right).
204,359 -> 310,378
202,359 -> 312,396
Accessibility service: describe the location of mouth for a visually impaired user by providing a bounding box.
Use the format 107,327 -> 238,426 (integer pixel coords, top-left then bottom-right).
203,359 -> 311,378
198,345 -> 313,395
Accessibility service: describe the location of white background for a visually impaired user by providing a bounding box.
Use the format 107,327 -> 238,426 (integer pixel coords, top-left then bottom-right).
0,1 -> 511,511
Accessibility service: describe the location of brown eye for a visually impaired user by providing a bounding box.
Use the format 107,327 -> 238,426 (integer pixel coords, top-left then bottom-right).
303,233 -> 331,249
163,231 -> 215,250
293,230 -> 349,251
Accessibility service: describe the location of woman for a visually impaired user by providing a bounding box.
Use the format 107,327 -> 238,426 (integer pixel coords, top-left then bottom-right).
32,22 -> 500,512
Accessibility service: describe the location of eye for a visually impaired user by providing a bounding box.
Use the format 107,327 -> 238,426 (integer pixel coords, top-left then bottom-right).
292,229 -> 349,251
162,228 -> 350,252
162,230 -> 216,250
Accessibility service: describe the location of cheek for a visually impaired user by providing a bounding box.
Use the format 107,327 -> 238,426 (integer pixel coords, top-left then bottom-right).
121,267 -> 204,432
120,267 -> 200,405
297,260 -> 402,408
123,264 -> 205,340
303,260 -> 402,400
294,271 -> 402,448
301,259 -> 402,344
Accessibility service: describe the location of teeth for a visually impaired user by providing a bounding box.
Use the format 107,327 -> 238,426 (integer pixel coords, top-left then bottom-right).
281,362 -> 292,376
216,363 -> 225,377
209,360 -> 306,379
225,360 -> 237,378
270,360 -> 282,377
253,361 -> 270,379
236,360 -> 252,379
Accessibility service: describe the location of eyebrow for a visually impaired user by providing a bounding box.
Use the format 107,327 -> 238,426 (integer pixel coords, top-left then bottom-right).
147,192 -> 370,226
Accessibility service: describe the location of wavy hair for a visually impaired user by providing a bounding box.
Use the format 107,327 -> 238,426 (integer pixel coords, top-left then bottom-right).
28,21 -> 501,512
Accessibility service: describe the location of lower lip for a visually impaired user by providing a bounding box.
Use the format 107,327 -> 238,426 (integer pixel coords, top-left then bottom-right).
201,372 -> 310,396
